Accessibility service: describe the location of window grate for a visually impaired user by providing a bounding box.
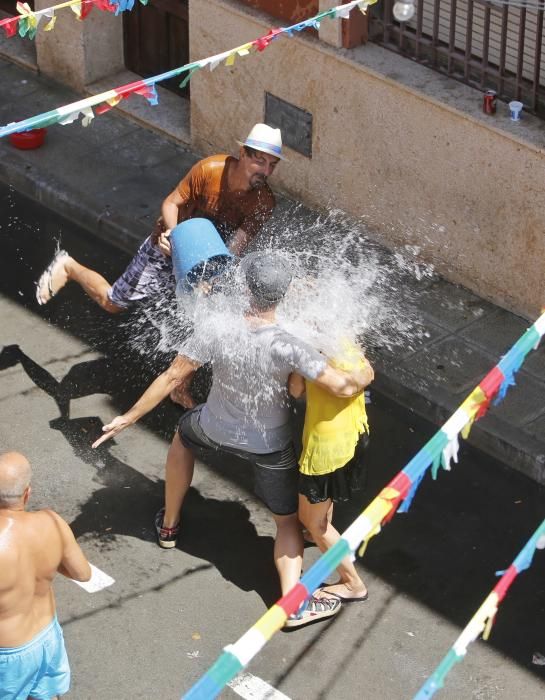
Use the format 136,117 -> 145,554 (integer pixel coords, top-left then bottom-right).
369,0 -> 545,117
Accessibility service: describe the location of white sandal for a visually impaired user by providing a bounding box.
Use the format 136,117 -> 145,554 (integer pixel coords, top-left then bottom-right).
284,595 -> 341,629
36,249 -> 69,305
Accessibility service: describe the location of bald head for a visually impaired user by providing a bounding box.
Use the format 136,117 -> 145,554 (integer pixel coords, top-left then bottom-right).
0,452 -> 31,508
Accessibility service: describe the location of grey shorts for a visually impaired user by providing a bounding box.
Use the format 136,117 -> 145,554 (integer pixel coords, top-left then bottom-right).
178,406 -> 298,515
108,236 -> 176,309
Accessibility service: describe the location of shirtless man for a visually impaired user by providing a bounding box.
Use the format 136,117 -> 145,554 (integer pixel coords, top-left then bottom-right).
35,123 -> 284,313
0,451 -> 91,700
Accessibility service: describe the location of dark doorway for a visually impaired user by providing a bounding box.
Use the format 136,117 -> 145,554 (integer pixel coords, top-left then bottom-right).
123,0 -> 190,98
0,0 -> 33,12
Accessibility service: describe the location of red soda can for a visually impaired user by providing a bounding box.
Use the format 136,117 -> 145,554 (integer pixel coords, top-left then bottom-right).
483,90 -> 497,115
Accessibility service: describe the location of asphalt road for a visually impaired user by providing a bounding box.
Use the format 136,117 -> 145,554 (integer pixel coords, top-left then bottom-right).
1,182 -> 545,700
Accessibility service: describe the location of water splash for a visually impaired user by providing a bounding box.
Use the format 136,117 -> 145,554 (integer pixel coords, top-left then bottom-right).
116,202 -> 438,369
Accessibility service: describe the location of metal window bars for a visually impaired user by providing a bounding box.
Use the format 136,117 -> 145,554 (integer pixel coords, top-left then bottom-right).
369,0 -> 545,117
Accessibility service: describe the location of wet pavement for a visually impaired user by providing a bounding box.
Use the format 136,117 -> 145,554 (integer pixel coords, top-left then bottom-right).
2,185 -> 545,698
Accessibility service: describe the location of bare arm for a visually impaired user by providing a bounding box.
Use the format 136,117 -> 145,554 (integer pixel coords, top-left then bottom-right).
288,372 -> 306,398
92,355 -> 200,448
156,187 -> 196,255
228,227 -> 252,257
161,187 -> 189,230
48,511 -> 91,582
313,356 -> 374,398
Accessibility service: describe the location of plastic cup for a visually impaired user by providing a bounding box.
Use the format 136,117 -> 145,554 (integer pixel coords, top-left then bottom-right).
509,101 -> 523,121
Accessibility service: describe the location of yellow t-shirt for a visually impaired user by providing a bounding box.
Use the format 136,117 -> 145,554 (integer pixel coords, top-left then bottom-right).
299,345 -> 369,477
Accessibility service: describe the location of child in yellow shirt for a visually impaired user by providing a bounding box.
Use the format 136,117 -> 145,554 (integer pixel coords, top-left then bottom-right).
289,342 -> 373,603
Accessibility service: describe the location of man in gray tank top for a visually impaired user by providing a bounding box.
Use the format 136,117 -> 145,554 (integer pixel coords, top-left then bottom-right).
92,252 -> 373,627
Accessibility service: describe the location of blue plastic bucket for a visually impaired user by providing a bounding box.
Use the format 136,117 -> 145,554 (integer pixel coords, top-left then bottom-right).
170,218 -> 232,292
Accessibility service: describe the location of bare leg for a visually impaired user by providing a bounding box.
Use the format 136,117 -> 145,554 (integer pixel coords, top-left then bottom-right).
64,258 -> 123,313
271,512 -> 304,595
298,495 -> 367,600
163,432 -> 195,529
303,501 -> 332,544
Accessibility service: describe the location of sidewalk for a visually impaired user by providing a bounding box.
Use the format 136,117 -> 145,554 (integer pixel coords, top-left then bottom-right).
1,56 -> 544,484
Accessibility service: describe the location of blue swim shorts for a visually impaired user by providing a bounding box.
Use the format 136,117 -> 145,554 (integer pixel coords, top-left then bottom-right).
0,616 -> 70,700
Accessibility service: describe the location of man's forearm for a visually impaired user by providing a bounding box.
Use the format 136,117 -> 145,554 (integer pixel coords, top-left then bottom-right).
316,359 -> 374,398
124,369 -> 184,424
348,361 -> 374,395
161,200 -> 180,230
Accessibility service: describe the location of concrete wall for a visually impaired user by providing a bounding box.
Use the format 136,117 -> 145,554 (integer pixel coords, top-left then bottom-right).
189,0 -> 545,318
35,0 -> 124,90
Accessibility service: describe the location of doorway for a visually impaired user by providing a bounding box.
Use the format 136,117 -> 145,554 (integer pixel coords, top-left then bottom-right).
123,0 -> 190,98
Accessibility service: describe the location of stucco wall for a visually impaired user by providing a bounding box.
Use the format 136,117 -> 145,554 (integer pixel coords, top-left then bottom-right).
189,0 -> 545,318
35,0 -> 124,90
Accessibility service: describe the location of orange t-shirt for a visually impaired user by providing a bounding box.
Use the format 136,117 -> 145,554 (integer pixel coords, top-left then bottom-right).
176,155 -> 275,242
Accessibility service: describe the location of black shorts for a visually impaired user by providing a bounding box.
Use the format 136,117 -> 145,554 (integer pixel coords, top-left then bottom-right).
298,432 -> 370,504
177,406 -> 298,515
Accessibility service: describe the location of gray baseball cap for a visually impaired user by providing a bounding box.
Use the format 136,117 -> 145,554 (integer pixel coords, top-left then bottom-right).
244,252 -> 292,303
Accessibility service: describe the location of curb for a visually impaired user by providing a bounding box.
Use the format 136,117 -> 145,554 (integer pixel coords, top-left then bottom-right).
0,148 -> 146,255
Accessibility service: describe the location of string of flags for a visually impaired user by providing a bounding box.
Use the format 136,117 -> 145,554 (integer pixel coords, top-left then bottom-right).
0,0 -> 375,138
414,518 -> 545,698
0,0 -> 147,40
182,308 -> 545,700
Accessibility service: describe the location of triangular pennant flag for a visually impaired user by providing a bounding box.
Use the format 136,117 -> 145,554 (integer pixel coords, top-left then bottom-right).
0,16 -> 18,37
134,83 -> 159,106
179,66 -> 199,89
58,110 -> 82,126
70,1 -> 83,19
81,107 -> 94,127
43,9 -> 56,31
80,0 -> 94,20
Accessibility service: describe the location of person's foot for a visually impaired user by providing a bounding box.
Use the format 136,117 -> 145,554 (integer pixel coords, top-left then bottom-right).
36,249 -> 71,305
154,508 -> 179,549
315,582 -> 368,603
284,595 -> 341,629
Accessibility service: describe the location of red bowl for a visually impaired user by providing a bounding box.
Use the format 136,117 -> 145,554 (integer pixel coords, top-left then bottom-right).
9,128 -> 46,150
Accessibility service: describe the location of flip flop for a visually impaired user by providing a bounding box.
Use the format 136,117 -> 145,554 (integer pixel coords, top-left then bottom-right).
283,595 -> 341,629
36,249 -> 69,305
316,586 -> 369,603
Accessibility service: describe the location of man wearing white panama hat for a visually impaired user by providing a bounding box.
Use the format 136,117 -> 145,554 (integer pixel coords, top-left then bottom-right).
35,123 -> 285,313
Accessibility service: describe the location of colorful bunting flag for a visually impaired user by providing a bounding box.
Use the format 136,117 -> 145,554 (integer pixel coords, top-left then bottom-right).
0,0 -> 147,40
415,518 -> 545,699
0,0 -> 376,137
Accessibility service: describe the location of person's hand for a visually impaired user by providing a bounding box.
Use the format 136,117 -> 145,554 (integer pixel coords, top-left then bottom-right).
92,415 -> 133,448
157,229 -> 172,257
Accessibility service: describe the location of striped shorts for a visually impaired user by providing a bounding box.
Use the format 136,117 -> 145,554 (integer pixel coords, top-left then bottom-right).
108,236 -> 176,309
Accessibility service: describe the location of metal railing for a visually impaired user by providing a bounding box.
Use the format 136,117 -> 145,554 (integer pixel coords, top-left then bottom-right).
369,0 -> 545,117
